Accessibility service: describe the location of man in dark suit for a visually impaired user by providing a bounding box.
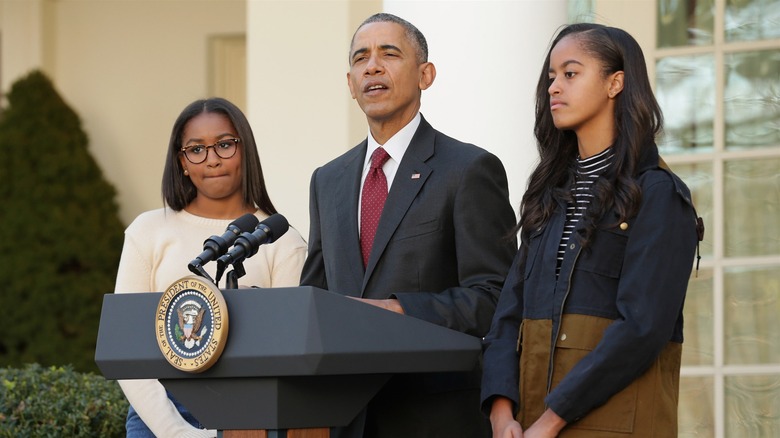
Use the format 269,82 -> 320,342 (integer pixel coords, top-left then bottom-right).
300,12 -> 517,438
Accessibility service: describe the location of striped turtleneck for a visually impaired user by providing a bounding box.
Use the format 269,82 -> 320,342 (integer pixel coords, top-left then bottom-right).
556,147 -> 615,276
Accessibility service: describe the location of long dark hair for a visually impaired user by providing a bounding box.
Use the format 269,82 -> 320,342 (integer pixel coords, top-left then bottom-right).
518,23 -> 662,246
161,97 -> 277,215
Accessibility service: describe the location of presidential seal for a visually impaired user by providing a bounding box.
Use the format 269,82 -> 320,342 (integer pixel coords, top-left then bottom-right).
155,275 -> 229,373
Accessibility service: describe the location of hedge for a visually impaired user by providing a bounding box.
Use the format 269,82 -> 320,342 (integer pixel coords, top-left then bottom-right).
0,363 -> 128,437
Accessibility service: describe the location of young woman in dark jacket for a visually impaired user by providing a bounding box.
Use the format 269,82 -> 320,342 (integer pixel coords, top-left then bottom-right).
481,23 -> 702,437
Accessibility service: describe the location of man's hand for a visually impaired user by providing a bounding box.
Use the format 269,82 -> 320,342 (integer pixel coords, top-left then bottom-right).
349,297 -> 405,314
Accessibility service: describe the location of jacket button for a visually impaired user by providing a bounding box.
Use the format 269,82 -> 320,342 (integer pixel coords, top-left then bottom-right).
620,222 -> 629,230
560,333 -> 567,341
569,243 -> 575,249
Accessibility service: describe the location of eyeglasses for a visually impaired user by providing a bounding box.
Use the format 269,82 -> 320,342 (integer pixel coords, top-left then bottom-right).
181,138 -> 240,164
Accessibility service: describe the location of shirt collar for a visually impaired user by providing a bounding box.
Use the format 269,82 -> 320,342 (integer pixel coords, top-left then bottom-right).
365,112 -> 422,166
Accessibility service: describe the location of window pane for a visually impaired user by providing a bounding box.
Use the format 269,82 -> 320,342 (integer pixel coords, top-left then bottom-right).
726,0 -> 780,42
724,159 -> 780,256
679,376 -> 715,437
682,269 -> 714,366
657,0 -> 715,48
725,375 -> 780,437
671,163 -> 714,257
724,50 -> 780,150
724,266 -> 780,365
657,55 -> 716,153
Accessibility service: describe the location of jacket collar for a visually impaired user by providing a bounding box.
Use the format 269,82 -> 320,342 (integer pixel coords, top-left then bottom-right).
635,138 -> 661,175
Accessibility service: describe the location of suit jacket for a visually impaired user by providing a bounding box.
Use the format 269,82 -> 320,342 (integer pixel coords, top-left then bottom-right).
301,115 -> 517,437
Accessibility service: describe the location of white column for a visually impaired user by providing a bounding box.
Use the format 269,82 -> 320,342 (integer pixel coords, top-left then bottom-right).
383,0 -> 568,220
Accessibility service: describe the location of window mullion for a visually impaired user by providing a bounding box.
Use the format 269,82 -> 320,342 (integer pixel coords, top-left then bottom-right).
712,1 -> 725,437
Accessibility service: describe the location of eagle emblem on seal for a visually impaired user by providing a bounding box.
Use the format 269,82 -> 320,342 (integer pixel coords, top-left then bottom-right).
176,300 -> 207,349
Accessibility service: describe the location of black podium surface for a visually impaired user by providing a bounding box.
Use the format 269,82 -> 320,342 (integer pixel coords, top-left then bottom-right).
95,286 -> 482,430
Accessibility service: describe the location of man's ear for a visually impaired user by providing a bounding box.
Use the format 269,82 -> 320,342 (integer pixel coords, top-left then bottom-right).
608,71 -> 624,99
347,72 -> 356,99
419,62 -> 436,91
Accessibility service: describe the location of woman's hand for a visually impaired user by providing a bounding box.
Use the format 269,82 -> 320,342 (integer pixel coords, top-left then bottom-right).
523,408 -> 566,438
490,397 -> 524,438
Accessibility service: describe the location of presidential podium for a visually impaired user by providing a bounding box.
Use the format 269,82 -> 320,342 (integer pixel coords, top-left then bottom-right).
95,286 -> 482,437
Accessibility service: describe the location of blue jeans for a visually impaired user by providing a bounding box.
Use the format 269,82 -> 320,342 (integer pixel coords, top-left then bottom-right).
126,391 -> 204,437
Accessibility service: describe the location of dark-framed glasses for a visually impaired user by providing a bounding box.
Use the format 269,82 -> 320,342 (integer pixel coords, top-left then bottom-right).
181,138 -> 241,164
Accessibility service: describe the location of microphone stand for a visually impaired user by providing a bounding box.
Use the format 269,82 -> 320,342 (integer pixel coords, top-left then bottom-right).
187,262 -> 217,285
224,261 -> 246,290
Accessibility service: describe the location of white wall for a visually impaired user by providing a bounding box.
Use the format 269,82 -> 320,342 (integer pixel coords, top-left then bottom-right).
0,0 -> 44,97
7,0 -> 247,226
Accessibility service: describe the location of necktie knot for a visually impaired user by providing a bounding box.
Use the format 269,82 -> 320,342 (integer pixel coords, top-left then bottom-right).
370,147 -> 390,170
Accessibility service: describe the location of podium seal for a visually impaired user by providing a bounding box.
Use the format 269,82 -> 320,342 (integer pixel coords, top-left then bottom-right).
155,276 -> 229,373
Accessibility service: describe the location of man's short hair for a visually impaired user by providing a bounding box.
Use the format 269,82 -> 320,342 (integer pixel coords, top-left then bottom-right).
351,13 -> 429,64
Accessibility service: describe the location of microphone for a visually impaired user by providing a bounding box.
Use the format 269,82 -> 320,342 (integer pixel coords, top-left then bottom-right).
215,214 -> 289,279
188,213 -> 259,273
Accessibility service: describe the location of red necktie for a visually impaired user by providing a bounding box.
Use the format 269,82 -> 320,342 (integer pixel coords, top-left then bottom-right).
360,147 -> 391,267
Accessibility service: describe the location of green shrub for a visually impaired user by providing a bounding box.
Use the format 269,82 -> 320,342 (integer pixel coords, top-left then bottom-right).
0,70 -> 125,373
0,363 -> 128,437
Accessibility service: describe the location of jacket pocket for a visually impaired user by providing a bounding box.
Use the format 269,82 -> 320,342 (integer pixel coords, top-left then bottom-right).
565,380 -> 638,434
393,217 -> 440,240
574,228 -> 627,278
551,315 -> 637,434
523,228 -> 544,280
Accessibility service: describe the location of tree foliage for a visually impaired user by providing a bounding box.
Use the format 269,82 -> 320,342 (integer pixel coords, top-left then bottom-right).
0,70 -> 125,372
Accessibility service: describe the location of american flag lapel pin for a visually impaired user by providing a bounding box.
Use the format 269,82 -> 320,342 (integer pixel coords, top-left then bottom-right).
411,173 -> 421,179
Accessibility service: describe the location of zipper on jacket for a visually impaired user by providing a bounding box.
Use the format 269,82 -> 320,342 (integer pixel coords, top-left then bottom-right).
546,243 -> 583,397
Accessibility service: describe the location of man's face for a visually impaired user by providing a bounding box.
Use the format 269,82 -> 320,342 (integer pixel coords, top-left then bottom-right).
347,21 -> 431,126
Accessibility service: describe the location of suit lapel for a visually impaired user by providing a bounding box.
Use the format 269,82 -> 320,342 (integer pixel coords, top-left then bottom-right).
362,118 -> 436,293
334,142 -> 368,296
